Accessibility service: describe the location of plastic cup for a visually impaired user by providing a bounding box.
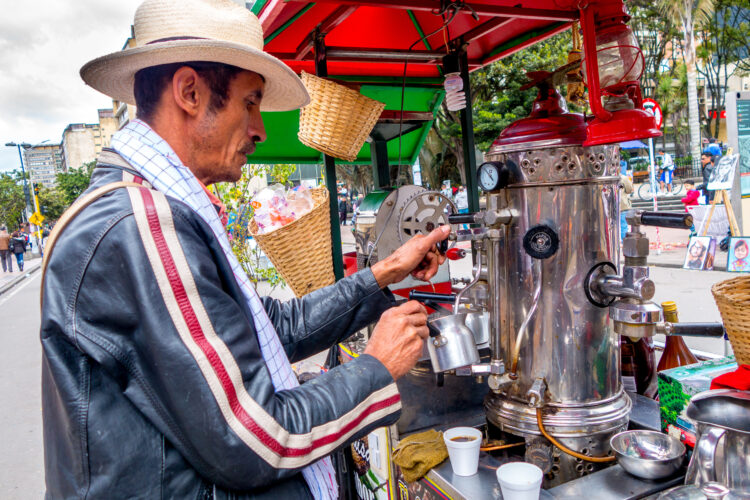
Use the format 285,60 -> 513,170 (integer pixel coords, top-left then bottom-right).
496,462 -> 543,500
443,427 -> 482,476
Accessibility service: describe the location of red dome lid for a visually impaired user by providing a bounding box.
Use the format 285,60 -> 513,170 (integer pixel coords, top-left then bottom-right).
488,85 -> 587,155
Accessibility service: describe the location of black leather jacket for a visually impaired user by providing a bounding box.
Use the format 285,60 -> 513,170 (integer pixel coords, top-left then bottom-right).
41,161 -> 401,499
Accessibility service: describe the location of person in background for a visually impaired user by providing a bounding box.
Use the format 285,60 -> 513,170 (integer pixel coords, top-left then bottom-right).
338,194 -> 348,226
454,185 -> 469,214
700,153 -> 714,203
440,181 -> 452,201
681,181 -> 700,212
705,137 -> 722,158
0,226 -> 11,272
10,229 -> 26,272
657,149 -> 674,195
619,163 -> 633,242
681,180 -> 700,235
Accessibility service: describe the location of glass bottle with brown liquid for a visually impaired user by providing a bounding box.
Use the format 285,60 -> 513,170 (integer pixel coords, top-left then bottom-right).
657,301 -> 698,371
621,335 -> 658,398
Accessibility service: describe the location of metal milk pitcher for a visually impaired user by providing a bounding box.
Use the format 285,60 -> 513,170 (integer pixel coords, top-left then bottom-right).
685,390 -> 750,492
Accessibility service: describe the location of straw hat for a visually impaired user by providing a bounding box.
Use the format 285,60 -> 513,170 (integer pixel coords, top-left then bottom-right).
80,0 -> 309,112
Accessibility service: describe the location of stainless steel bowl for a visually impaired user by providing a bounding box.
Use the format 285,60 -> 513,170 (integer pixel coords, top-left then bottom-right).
610,430 -> 686,479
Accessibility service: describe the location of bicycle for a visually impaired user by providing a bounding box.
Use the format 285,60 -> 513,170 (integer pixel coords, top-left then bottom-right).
637,176 -> 684,200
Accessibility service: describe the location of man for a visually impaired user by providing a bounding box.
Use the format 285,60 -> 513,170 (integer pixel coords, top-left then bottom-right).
41,1 -> 448,498
700,152 -> 715,203
705,137 -> 722,158
0,226 -> 11,272
338,194 -> 348,226
657,149 -> 674,195
440,181 -> 452,200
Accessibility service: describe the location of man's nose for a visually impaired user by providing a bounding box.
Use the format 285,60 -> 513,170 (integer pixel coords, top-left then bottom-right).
249,115 -> 267,144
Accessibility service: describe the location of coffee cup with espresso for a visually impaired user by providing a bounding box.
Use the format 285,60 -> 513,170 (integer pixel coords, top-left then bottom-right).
443,427 -> 483,476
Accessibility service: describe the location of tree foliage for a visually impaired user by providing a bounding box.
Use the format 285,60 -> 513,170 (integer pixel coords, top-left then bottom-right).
56,161 -> 94,205
422,32 -> 576,186
696,0 -> 750,138
0,172 -> 26,229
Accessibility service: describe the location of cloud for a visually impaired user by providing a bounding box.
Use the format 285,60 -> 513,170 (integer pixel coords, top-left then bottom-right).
0,0 -> 142,172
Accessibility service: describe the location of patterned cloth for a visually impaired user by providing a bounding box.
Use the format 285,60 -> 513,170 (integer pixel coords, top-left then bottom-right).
110,119 -> 337,500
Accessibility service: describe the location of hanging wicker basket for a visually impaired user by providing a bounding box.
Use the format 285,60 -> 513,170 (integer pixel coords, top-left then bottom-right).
712,275 -> 750,365
249,187 -> 334,297
298,72 -> 385,162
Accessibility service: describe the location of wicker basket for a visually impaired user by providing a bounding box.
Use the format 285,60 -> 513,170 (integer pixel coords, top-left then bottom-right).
711,275 -> 750,364
249,187 -> 334,297
298,72 -> 385,162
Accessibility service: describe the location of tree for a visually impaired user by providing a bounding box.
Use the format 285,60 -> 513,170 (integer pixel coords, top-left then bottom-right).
630,1 -> 678,98
426,31 -> 575,186
658,0 -> 713,161
0,172 -> 26,229
56,161 -> 95,205
696,0 -> 750,139
656,63 -> 691,155
37,186 -> 67,221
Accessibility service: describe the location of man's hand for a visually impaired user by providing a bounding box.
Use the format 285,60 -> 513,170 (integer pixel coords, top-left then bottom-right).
371,225 -> 450,288
364,301 -> 429,380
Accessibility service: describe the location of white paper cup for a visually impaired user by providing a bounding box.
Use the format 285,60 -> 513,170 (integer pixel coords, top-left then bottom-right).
496,462 -> 543,500
443,427 -> 482,476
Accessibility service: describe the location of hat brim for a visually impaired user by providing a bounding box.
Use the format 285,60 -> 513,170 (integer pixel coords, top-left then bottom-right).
80,39 -> 310,112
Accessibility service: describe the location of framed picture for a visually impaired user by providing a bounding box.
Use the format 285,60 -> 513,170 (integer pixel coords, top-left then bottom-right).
727,237 -> 750,272
684,236 -> 713,270
707,154 -> 739,191
705,238 -> 717,271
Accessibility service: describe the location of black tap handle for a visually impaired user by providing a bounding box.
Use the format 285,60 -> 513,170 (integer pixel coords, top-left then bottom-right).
427,322 -> 441,338
409,290 -> 457,303
639,211 -> 693,229
667,322 -> 725,338
437,239 -> 449,254
448,213 -> 477,225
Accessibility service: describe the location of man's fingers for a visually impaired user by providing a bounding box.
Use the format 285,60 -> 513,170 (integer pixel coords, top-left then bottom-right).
414,325 -> 429,340
412,225 -> 450,251
399,300 -> 427,315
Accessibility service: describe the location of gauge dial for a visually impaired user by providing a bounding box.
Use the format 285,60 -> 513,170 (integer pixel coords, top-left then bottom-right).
477,161 -> 503,191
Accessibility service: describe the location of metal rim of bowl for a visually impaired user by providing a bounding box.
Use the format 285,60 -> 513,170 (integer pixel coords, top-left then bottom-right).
609,430 -> 686,461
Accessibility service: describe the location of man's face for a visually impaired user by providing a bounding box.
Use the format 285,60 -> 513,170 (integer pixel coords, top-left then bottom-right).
193,70 -> 266,184
701,155 -> 710,165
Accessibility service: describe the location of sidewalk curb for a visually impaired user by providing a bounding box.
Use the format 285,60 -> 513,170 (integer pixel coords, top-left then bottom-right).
0,262 -> 42,296
650,261 -> 727,272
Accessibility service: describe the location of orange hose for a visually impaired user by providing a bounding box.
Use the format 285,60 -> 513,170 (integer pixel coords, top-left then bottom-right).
536,408 -> 615,463
480,442 -> 525,452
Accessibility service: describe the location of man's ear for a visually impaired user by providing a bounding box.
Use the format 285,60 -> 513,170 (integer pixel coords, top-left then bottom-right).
171,66 -> 205,117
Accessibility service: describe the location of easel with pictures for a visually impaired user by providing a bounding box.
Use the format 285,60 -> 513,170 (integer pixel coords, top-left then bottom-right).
701,151 -> 740,239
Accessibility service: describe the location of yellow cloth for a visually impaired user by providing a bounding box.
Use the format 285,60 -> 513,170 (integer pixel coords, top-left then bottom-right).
392,429 -> 449,483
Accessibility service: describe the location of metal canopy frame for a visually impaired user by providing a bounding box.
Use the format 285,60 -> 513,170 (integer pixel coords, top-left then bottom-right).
255,0 -> 582,280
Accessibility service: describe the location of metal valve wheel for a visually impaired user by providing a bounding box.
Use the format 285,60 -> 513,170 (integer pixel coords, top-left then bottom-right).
397,190 -> 457,245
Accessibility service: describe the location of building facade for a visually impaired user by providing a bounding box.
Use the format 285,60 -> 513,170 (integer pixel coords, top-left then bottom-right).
23,143 -> 63,187
61,123 -> 98,171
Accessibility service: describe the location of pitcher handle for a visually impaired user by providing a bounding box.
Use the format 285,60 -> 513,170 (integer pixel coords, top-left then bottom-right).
690,427 -> 727,485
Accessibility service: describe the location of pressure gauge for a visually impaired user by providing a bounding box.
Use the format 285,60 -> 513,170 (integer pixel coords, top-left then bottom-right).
477,161 -> 504,191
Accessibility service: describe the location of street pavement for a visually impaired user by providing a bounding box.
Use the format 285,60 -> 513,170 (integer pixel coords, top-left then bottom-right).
0,225 -> 739,497
0,271 -> 44,499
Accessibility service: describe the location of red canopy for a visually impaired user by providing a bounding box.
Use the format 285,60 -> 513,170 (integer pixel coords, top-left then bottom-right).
256,0 -> 580,79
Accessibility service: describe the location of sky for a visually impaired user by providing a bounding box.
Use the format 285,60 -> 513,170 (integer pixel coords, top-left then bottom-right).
0,0 -> 142,173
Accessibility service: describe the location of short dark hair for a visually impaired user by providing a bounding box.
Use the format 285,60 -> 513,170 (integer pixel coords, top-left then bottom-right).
702,152 -> 712,159
134,62 -> 245,121
685,180 -> 695,187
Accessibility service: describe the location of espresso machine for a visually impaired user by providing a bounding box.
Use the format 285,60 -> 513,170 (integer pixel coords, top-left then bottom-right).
396,79 -> 709,487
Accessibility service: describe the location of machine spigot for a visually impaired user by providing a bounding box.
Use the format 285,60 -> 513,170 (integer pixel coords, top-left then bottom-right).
527,378 -> 546,407
488,373 -> 513,393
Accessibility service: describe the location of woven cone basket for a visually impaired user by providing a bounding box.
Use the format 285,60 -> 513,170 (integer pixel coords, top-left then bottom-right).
711,275 -> 750,364
298,72 -> 385,162
249,187 -> 334,297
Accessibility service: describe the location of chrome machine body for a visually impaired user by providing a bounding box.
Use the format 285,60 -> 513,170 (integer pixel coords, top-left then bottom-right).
474,87 -> 631,483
